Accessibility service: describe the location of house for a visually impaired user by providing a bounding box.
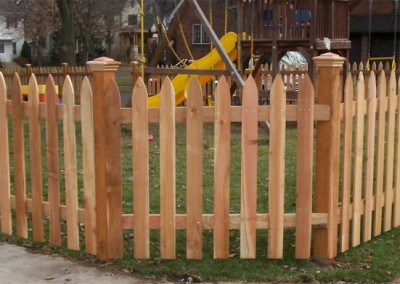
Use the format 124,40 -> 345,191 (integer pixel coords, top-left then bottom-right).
148,0 -> 235,65
109,0 -> 155,61
349,0 -> 399,64
171,0 -> 234,62
0,3 -> 25,63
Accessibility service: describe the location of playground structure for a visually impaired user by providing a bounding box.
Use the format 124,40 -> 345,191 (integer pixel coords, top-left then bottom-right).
142,0 -> 352,106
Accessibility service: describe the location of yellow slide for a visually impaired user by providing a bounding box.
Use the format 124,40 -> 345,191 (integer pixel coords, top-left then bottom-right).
148,32 -> 238,107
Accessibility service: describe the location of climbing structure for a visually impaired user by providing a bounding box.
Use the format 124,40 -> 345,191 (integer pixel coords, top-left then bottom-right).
235,0 -> 351,76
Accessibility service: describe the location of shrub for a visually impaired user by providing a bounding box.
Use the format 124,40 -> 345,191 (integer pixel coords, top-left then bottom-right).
20,41 -> 31,62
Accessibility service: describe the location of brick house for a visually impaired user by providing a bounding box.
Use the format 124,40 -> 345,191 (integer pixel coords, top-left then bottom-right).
168,0 -> 236,63
349,0 -> 400,64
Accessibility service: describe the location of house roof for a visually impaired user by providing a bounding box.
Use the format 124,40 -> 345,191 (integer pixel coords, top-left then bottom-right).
0,0 -> 21,15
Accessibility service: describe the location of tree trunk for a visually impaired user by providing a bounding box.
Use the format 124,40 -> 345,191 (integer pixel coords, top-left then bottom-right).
81,34 -> 89,64
57,0 -> 76,65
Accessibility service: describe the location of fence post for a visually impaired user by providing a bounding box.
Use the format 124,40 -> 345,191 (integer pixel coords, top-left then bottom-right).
87,57 -> 121,261
61,62 -> 69,81
313,52 -> 345,260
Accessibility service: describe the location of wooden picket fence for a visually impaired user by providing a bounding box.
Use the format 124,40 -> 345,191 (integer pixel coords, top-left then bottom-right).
143,63 -> 308,104
1,55 -> 400,261
0,64 -> 91,99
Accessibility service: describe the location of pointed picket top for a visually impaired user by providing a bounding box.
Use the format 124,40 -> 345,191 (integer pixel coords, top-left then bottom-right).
371,62 -> 377,71
28,74 -> 39,105
132,76 -> 149,108
345,72 -> 355,103
0,73 -> 6,106
242,75 -> 258,97
384,61 -> 391,72
359,62 -> 364,71
368,71 -> 377,100
80,76 -> 93,109
63,75 -> 75,108
12,73 -> 22,102
187,77 -> 203,108
270,73 -> 285,96
215,76 -> 230,107
378,61 -> 384,71
389,70 -> 396,96
46,74 -> 58,105
160,76 -> 175,110
357,72 -> 365,94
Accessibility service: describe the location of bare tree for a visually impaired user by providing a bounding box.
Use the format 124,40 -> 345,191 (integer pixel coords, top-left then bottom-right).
56,0 -> 76,65
16,0 -> 58,66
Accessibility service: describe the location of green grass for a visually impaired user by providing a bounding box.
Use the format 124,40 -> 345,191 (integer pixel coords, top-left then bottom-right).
3,117 -> 400,283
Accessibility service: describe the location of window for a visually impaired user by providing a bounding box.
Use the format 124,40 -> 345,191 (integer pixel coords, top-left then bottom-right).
192,24 -> 210,45
13,42 -> 16,55
5,16 -> 17,29
128,14 -> 137,26
0,43 -> 4,53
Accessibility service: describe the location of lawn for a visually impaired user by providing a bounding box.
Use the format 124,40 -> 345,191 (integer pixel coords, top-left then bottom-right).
2,118 -> 400,283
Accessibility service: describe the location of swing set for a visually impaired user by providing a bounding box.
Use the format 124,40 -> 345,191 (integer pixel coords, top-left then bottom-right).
366,0 -> 399,71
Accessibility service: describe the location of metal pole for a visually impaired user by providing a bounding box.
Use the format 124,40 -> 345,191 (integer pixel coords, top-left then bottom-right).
140,0 -> 145,78
187,0 -> 244,89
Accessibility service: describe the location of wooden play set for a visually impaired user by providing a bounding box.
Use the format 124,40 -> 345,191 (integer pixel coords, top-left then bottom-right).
1,0 -> 400,264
